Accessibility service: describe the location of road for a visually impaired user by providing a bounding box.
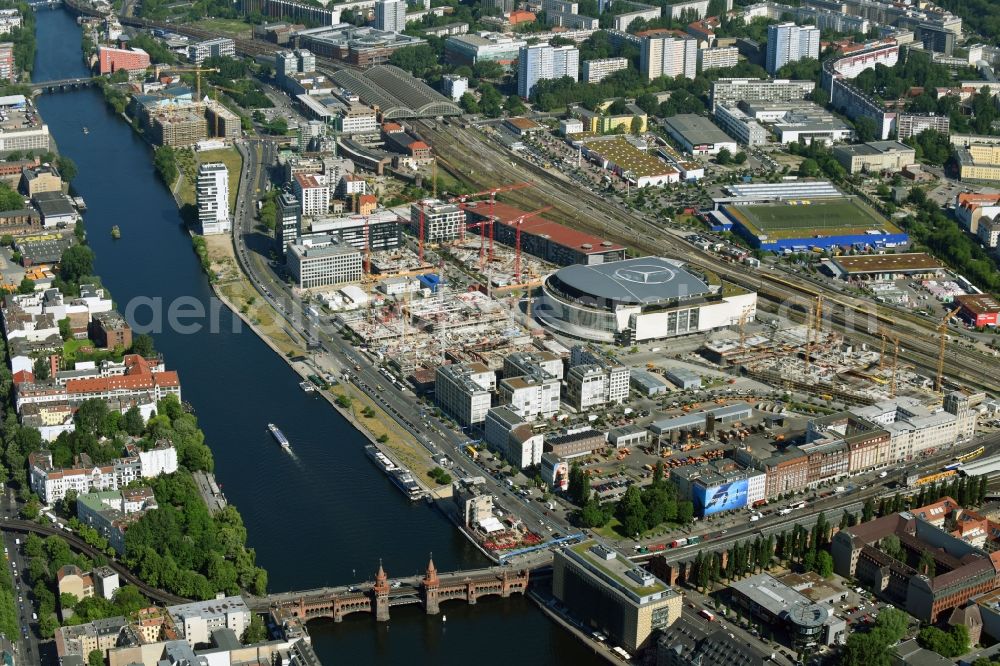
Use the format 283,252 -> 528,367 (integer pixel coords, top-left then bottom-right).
229,139 -> 568,563
0,489 -> 38,665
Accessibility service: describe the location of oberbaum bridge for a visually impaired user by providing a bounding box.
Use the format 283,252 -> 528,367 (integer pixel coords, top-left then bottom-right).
248,558 -> 532,622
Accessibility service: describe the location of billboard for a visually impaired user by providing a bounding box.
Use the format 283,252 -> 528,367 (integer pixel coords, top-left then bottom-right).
694,478 -> 749,517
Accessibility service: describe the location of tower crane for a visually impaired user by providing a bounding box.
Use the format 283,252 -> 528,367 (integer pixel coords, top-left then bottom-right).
936,306 -> 962,393
450,182 -> 531,249
507,206 -> 553,284
162,66 -> 220,101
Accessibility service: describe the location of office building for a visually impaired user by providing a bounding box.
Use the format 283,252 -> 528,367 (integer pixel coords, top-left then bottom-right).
765,23 -> 819,74
434,362 -> 496,426
850,393 -> 977,462
275,191 -> 301,256
517,43 -> 579,98
729,574 -> 847,648
581,57 -> 628,83
553,540 -> 682,652
832,499 -> 999,623
957,142 -> 1000,182
640,36 -> 696,81
484,406 -> 544,468
697,46 -> 739,72
308,210 -> 403,252
499,370 -> 560,419
375,0 -> 407,33
195,162 -> 231,236
88,310 -> 132,350
188,37 -> 235,65
410,198 -> 464,242
97,46 -> 150,75
293,172 -> 330,216
285,235 -> 363,288
445,31 -> 526,68
833,140 -> 916,174
0,42 -> 13,81
166,597 -> 250,647
714,103 -> 768,146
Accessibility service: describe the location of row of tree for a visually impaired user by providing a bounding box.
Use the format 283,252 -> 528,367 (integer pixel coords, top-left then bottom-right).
569,462 -> 694,535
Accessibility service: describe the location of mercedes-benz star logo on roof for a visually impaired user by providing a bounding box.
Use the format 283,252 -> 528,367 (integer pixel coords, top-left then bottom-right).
614,265 -> 676,285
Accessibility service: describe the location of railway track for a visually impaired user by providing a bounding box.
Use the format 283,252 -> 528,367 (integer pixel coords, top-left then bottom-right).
419,121 -> 1000,394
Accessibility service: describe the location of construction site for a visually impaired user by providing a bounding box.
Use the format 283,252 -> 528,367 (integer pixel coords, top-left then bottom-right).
699,296 -> 962,406
340,288 -> 540,376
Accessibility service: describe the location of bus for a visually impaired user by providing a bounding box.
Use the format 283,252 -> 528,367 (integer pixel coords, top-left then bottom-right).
700,609 -> 716,621
956,446 -> 986,464
464,445 -> 479,461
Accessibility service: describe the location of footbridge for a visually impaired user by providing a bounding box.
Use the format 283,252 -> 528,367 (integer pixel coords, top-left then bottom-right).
250,558 -> 532,622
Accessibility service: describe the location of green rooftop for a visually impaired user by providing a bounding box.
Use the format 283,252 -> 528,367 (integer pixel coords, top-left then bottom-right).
569,540 -> 667,598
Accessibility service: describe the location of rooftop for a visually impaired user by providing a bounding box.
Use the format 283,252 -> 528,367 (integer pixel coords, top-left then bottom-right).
831,252 -> 942,274
663,114 -> 733,146
835,140 -> 915,156
730,573 -> 830,628
565,539 -> 670,603
549,256 -> 710,305
956,293 -> 1000,314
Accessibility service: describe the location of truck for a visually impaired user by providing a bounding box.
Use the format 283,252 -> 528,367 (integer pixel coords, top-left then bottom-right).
700,609 -> 716,622
688,535 -> 702,545
670,538 -> 689,548
778,508 -> 793,516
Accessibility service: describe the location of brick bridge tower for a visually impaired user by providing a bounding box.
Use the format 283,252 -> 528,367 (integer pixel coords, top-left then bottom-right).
374,560 -> 390,622
423,553 -> 440,615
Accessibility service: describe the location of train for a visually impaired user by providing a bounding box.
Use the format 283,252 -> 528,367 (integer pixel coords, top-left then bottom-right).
908,469 -> 958,487
943,462 -> 963,472
956,446 -> 986,464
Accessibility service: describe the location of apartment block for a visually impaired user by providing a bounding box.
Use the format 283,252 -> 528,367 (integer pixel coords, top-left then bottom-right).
274,191 -> 301,256
435,362 -> 496,426
766,23 -> 819,74
581,57 -> 628,83
196,162 -> 231,236
710,77 -> 816,110
697,46 -> 739,72
166,597 -> 250,647
77,487 -> 157,554
640,35 -> 696,81
293,172 -> 330,216
188,37 -> 235,65
896,112 -> 950,140
97,46 -> 150,75
518,43 -> 579,98
499,371 -> 560,419
410,198 -> 464,242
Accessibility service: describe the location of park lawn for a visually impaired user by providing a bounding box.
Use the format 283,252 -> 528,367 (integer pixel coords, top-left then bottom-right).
177,148 -> 242,213
190,18 -> 252,38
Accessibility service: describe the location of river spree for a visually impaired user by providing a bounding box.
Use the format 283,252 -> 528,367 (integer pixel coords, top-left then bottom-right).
32,8 -> 602,664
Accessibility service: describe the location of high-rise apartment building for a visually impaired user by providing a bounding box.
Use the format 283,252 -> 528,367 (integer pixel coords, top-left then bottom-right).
765,23 -> 819,74
275,192 -> 301,256
410,198 -> 464,242
188,37 -> 235,65
375,0 -> 407,33
517,43 -> 579,98
640,36 -> 696,81
196,163 -> 231,236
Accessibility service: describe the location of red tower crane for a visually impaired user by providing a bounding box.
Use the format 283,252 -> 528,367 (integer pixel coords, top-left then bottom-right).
450,182 -> 532,245
506,206 -> 553,283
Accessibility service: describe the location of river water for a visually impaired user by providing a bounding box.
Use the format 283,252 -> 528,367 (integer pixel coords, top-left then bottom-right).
32,8 -> 601,664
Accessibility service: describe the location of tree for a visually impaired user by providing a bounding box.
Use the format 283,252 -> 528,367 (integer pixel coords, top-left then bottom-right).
676,500 -> 694,524
60,245 -> 95,285
459,92 -> 480,115
862,498 -> 875,522
88,649 -> 103,666
579,499 -> 609,527
122,406 -> 145,437
854,116 -> 878,142
799,158 -> 821,177
57,156 -> 78,182
875,607 -> 909,643
58,318 -> 72,341
0,182 -> 22,212
242,613 -> 267,643
17,278 -> 33,294
630,115 -> 643,134
716,148 -> 733,165
388,44 -> 439,78
568,463 -> 590,505
131,334 -> 156,358
617,485 -> 647,537
734,151 -> 747,165
32,356 -> 50,381
505,94 -> 526,116
816,551 -> 834,577
843,632 -> 892,666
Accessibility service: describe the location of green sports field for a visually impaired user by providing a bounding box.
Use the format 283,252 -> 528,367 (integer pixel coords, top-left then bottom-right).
727,198 -> 899,240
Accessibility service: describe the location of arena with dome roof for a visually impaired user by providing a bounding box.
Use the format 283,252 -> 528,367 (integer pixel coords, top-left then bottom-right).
537,257 -> 757,344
